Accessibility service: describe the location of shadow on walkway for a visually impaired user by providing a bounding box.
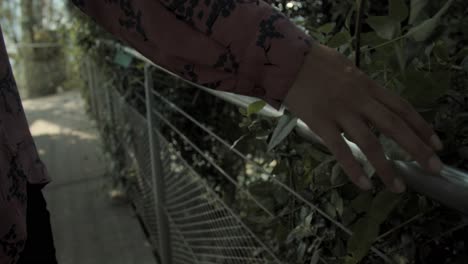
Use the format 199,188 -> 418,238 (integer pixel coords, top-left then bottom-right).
22,90 -> 156,264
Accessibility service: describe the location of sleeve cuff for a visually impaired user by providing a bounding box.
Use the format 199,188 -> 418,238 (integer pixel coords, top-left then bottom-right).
236,8 -> 313,110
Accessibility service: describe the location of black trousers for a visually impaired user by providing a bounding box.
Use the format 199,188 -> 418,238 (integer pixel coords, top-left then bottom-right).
17,184 -> 58,264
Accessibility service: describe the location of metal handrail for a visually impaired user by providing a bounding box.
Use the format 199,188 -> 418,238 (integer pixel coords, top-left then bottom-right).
96,40 -> 468,215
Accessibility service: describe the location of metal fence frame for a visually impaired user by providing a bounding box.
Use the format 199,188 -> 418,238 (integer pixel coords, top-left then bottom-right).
83,40 -> 468,264
85,57 -> 289,264
100,40 -> 468,215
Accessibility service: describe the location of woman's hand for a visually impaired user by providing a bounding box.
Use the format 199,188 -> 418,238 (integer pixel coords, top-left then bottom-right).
284,42 -> 444,193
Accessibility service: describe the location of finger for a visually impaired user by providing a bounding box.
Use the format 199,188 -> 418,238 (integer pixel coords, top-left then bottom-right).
315,122 -> 373,191
362,99 -> 443,175
338,114 -> 405,193
365,80 -> 443,151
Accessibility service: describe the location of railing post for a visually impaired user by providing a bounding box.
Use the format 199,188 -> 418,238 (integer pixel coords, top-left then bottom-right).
86,57 -> 101,126
144,63 -> 173,264
93,61 -> 102,128
104,80 -> 115,127
85,56 -> 96,118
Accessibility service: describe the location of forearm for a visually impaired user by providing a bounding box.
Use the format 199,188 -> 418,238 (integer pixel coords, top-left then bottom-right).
71,0 -> 312,108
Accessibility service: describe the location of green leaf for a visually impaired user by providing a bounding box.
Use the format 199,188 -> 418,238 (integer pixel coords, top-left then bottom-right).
317,22 -> 336,34
366,16 -> 398,40
361,32 -> 386,47
345,217 -> 380,264
239,117 -> 251,128
332,239 -> 346,257
331,190 -> 344,217
249,181 -> 275,198
350,192 -> 373,214
407,18 -> 438,41
275,223 -> 289,244
298,170 -> 314,191
247,100 -> 266,116
267,115 -> 298,152
303,154 -> 315,173
462,56 -> 468,72
113,49 -> 133,68
300,207 -> 311,222
390,0 -> 409,22
305,212 -> 314,227
273,186 -> 290,206
324,202 -> 337,219
310,249 -> 321,264
370,44 -> 397,69
287,224 -> 316,243
298,243 -> 307,261
409,0 -> 428,24
272,158 -> 289,178
402,194 -> 421,218
309,31 -> 326,44
312,157 -> 335,187
238,107 -> 247,116
327,31 -> 351,48
331,163 -> 348,186
255,129 -> 271,139
330,163 -> 349,186
342,208 -> 357,226
345,7 -> 354,30
369,190 -> 402,223
394,42 -> 407,72
401,69 -> 450,108
306,147 -> 330,163
407,0 -> 455,41
418,196 -> 429,212
455,47 -> 468,61
433,40 -> 449,61
402,40 -> 431,64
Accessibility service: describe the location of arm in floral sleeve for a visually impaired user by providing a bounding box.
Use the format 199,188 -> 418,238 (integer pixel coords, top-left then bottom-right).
71,0 -> 312,108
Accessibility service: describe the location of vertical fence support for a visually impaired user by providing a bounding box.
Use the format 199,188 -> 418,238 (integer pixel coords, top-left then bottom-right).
92,60 -> 101,128
86,56 -> 101,126
104,80 -> 115,127
85,56 -> 96,118
144,63 -> 173,264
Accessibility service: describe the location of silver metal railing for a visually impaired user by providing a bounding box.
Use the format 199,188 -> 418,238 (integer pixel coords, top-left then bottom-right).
99,39 -> 468,216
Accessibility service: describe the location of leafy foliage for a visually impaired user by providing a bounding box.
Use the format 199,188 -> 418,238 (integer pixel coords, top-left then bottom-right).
73,0 -> 468,263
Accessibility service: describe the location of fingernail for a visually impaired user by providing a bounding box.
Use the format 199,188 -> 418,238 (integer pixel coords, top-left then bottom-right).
358,176 -> 373,190
430,134 -> 443,151
429,155 -> 443,174
393,178 -> 406,193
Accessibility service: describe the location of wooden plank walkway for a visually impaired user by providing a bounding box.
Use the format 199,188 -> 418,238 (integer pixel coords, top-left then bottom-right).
22,91 -> 157,264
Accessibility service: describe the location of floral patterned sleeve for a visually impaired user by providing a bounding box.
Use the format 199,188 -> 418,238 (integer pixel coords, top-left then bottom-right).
71,0 -> 312,108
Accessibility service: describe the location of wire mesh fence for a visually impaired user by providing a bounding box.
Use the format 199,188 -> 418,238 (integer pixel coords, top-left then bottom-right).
84,58 -> 287,263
